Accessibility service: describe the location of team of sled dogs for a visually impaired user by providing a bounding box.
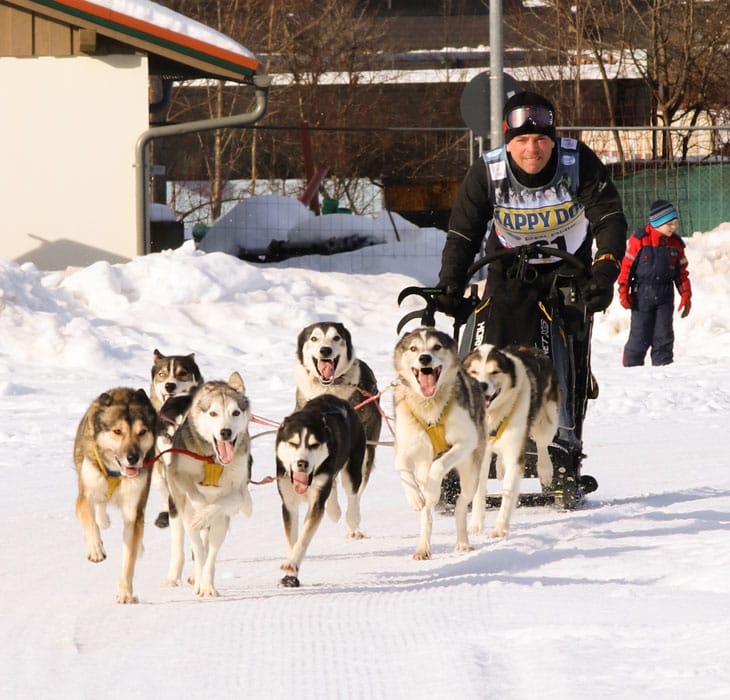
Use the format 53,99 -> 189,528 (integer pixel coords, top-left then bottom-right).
73,322 -> 560,603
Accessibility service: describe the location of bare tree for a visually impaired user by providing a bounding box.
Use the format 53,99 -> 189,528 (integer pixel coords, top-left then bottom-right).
157,0 -> 273,220
507,0 -> 730,163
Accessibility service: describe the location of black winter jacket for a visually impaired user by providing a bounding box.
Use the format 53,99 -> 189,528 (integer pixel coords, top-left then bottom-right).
438,141 -> 627,292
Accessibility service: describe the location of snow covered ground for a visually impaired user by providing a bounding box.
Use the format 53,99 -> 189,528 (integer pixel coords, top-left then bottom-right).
1,202 -> 729,699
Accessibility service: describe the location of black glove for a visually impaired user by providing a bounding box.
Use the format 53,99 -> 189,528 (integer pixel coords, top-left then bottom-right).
580,259 -> 619,313
434,284 -> 473,321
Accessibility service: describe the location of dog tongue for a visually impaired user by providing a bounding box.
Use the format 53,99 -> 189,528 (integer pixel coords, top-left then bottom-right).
419,371 -> 437,398
292,471 -> 309,495
318,360 -> 334,381
216,439 -> 235,465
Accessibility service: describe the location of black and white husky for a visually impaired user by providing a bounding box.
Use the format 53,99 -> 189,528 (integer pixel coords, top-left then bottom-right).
275,394 -> 367,587
463,344 -> 560,537
392,327 -> 486,560
294,321 -> 381,504
149,349 -> 204,528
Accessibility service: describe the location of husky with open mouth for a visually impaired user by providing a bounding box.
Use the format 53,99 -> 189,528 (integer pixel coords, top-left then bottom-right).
294,322 -> 381,524
392,327 -> 486,560
73,387 -> 157,603
275,394 -> 366,587
164,372 -> 252,598
463,344 -> 560,537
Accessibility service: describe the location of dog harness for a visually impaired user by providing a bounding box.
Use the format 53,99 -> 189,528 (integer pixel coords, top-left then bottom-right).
93,446 -> 122,498
488,415 -> 509,442
191,436 -> 224,487
406,392 -> 455,458
200,462 -> 224,487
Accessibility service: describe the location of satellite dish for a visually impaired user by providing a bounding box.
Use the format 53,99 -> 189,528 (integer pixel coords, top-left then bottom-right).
460,72 -> 522,139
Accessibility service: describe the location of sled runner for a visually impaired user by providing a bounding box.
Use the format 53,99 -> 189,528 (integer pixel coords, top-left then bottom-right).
397,243 -> 600,511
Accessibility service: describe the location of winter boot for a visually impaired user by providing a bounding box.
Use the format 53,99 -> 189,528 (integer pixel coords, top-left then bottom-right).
547,444 -> 594,510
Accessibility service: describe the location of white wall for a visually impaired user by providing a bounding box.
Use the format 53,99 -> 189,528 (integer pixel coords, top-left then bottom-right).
0,55 -> 148,269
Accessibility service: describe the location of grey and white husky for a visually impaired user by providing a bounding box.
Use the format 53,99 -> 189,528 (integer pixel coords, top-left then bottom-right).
392,327 -> 486,560
164,372 -> 252,598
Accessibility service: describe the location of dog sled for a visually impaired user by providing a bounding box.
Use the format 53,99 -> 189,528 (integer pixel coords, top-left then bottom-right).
397,243 -> 600,511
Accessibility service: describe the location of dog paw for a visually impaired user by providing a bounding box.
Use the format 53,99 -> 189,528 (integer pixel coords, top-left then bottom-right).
346,529 -> 367,540
195,585 -> 219,598
86,541 -> 106,563
412,548 -> 431,560
154,511 -> 170,528
190,504 -> 219,529
489,528 -> 508,539
280,561 -> 299,575
116,590 -> 139,604
454,542 -> 473,553
406,491 -> 426,511
161,577 -> 181,588
467,521 -> 484,536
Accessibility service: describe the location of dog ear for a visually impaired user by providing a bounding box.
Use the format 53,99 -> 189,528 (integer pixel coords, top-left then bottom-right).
335,323 -> 354,361
228,371 -> 246,395
97,392 -> 113,407
153,348 -> 163,360
134,388 -> 152,405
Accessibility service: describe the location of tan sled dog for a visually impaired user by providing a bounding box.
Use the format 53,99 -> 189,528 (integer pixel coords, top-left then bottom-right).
73,387 -> 157,604
393,327 -> 486,560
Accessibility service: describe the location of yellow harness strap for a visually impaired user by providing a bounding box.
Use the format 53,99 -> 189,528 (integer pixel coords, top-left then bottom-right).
200,462 -> 224,487
489,416 -> 509,442
93,446 -> 122,499
192,434 -> 224,487
408,392 -> 454,458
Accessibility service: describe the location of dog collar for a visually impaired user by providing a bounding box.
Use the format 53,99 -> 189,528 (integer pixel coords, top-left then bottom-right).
93,446 -> 122,498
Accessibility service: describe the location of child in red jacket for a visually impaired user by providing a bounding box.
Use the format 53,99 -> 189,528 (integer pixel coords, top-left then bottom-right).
618,200 -> 691,366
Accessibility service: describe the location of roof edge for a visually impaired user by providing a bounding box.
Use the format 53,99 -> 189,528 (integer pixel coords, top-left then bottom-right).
19,0 -> 260,81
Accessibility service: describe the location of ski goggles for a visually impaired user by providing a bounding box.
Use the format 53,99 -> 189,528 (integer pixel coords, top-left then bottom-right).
504,105 -> 554,129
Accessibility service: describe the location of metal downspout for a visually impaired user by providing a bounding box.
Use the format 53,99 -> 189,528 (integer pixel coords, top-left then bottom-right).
135,73 -> 271,255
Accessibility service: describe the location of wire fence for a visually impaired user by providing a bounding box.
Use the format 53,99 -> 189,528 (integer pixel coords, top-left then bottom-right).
570,126 -> 730,235
173,125 -> 730,270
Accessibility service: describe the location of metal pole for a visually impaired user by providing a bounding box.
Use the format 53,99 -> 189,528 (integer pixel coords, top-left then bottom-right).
489,0 -> 504,150
135,73 -> 271,256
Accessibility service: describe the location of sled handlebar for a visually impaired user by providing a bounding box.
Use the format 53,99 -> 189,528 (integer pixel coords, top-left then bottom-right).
395,244 -> 589,336
465,244 -> 588,279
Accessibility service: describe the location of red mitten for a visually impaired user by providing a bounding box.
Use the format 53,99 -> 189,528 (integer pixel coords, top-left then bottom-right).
678,292 -> 691,318
618,284 -> 633,310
